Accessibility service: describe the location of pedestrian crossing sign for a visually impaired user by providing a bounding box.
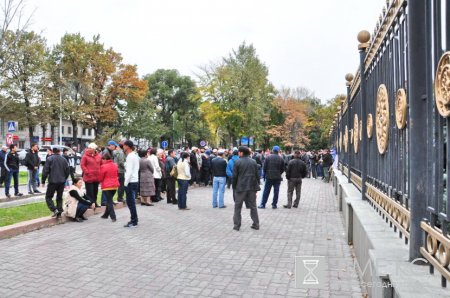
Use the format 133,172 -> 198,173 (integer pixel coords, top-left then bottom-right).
7,121 -> 16,132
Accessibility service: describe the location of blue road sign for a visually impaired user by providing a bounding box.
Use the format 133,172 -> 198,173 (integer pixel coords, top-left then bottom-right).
199,140 -> 206,147
7,121 -> 16,132
161,140 -> 168,148
241,137 -> 249,146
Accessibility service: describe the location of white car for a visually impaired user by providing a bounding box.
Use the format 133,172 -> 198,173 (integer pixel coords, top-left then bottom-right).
38,145 -> 80,165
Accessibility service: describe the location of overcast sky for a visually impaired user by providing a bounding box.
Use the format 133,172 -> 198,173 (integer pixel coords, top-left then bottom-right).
28,0 -> 386,102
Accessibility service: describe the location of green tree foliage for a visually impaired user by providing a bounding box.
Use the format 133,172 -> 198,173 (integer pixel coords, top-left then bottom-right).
1,30 -> 48,141
199,42 -> 275,147
144,69 -> 199,147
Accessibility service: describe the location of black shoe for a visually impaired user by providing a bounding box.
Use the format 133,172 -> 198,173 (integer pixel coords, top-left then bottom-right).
219,205 -> 227,208
74,217 -> 83,222
124,222 -> 137,228
100,215 -> 108,219
5,194 -> 10,199
101,203 -> 106,207
251,225 -> 259,230
28,192 -> 33,195
272,206 -> 277,209
81,215 -> 88,220
233,227 -> 240,231
51,210 -> 59,217
111,219 -> 116,222
34,190 -> 41,194
258,205 -> 265,209
172,200 -> 178,204
283,205 -> 291,209
15,193 -> 23,197
293,205 -> 298,208
56,211 -> 62,218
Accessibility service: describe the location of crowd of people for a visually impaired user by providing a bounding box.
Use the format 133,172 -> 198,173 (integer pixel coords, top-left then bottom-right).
0,141 -> 334,230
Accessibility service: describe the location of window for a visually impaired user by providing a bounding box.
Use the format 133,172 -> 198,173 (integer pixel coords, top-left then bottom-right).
19,141 -> 25,148
68,127 -> 72,135
62,126 -> 65,134
88,129 -> 92,136
18,124 -> 24,131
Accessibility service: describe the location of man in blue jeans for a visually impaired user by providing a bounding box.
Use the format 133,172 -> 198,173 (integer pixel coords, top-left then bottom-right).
259,146 -> 285,209
4,144 -> 23,199
123,140 -> 139,228
211,149 -> 228,208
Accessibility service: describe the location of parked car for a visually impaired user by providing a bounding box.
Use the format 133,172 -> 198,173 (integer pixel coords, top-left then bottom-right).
17,149 -> 29,165
38,145 -> 80,165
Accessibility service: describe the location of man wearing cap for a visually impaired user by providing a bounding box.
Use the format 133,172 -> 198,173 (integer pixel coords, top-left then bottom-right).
232,146 -> 260,231
211,149 -> 228,208
259,145 -> 285,209
123,140 -> 139,228
0,146 -> 8,187
42,147 -> 69,217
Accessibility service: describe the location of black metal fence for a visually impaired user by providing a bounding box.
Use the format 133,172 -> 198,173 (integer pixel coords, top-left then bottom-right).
331,0 -> 450,287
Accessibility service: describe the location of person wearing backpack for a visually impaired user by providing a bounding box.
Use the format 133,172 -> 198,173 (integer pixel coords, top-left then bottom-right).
166,149 -> 178,204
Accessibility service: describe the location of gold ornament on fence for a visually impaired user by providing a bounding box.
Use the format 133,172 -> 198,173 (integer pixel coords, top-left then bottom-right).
344,125 -> 348,152
395,88 -> 407,129
376,84 -> 389,154
435,52 -> 450,117
353,114 -> 359,153
367,113 -> 373,139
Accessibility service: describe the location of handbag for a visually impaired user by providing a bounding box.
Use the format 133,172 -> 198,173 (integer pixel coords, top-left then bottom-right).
170,165 -> 178,178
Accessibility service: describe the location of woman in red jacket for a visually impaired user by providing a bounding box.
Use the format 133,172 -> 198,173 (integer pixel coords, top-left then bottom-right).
81,143 -> 102,207
99,152 -> 120,222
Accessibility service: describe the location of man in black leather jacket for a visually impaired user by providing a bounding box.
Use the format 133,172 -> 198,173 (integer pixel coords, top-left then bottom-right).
232,146 -> 260,231
283,151 -> 307,208
259,146 -> 285,209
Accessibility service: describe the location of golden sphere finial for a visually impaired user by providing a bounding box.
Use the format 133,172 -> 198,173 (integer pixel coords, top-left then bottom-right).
345,73 -> 354,82
357,30 -> 371,44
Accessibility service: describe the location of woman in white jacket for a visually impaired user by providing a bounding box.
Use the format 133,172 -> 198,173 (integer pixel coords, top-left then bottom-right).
148,148 -> 162,202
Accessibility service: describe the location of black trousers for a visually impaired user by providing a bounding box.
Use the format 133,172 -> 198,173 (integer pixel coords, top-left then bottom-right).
118,173 -> 125,201
102,190 -> 117,220
85,182 -> 99,205
45,182 -> 65,212
233,190 -> 259,229
166,176 -> 177,203
151,178 -> 162,202
0,167 -> 6,185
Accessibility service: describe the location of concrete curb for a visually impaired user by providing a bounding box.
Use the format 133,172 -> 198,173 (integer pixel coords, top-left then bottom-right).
0,202 -> 125,240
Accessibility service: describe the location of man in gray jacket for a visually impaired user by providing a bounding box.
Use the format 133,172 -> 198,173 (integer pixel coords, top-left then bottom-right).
232,146 -> 260,231
42,147 -> 69,218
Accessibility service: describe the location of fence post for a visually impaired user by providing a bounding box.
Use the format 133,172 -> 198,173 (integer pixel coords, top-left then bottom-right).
358,31 -> 370,200
345,74 -> 353,183
407,0 -> 428,261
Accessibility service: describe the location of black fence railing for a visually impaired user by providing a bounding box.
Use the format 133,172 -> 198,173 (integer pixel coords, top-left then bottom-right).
330,0 -> 450,287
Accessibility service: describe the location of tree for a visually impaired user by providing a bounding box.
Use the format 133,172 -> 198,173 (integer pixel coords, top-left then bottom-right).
1,30 -> 48,143
50,33 -> 91,147
199,42 -> 275,147
144,69 -> 199,147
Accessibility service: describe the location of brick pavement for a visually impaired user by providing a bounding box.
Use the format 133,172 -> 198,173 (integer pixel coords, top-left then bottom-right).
0,178 -> 364,297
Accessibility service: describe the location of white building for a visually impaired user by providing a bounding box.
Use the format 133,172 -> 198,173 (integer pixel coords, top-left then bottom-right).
0,119 -> 96,150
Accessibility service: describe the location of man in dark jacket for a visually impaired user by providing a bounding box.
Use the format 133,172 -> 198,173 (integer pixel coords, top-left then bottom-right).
322,149 -> 334,183
189,147 -> 200,186
259,145 -> 285,209
283,151 -> 308,209
42,147 -> 70,217
166,149 -> 178,204
232,146 -> 260,231
24,143 -> 41,194
4,144 -> 22,198
211,149 -> 228,208
0,146 -> 7,187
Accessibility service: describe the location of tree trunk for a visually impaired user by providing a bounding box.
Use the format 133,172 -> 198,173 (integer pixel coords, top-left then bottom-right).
28,125 -> 34,145
41,125 -> 46,145
50,125 -> 55,144
72,120 -> 79,148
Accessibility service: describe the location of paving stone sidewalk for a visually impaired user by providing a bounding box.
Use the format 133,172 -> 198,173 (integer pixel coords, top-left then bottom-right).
0,178 -> 364,297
